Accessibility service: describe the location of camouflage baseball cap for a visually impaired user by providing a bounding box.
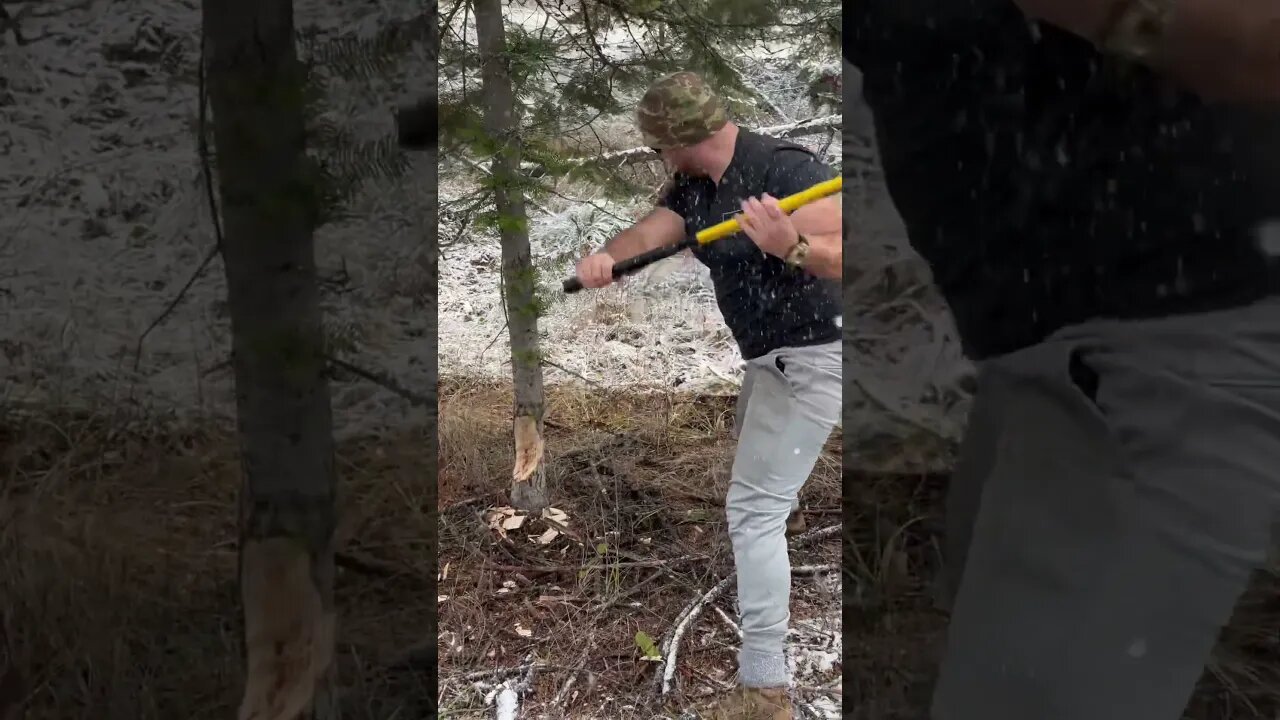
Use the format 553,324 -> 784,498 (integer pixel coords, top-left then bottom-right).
636,71 -> 728,150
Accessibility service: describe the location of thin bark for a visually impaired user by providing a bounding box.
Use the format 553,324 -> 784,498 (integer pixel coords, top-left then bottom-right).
203,0 -> 339,717
474,0 -> 549,511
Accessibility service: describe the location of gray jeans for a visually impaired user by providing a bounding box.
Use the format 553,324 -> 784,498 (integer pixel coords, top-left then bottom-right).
933,297 -> 1280,720
727,340 -> 841,687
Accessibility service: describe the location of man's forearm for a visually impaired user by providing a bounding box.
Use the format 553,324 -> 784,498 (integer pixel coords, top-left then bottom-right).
1014,0 -> 1280,103
603,225 -> 663,261
800,232 -> 842,280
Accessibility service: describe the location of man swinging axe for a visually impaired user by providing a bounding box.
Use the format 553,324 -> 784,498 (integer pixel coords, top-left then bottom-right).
570,71 -> 842,720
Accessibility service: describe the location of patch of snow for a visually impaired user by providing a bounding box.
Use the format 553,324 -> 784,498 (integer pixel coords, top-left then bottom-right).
0,0 -> 434,437
494,683 -> 520,720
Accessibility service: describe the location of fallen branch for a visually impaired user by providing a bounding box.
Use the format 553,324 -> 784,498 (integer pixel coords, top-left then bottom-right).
661,576 -> 732,695
593,568 -> 665,612
326,355 -> 433,407
133,34 -> 223,372
712,605 -> 742,639
441,492 -> 500,512
791,524 -> 840,545
543,357 -> 607,388
796,699 -> 825,719
550,632 -> 596,709
334,550 -> 415,579
461,663 -> 546,682
489,654 -> 537,720
563,115 -> 844,171
482,554 -> 707,574
791,564 -> 838,575
796,684 -> 842,697
475,115 -> 844,176
0,0 -> 53,45
656,524 -> 840,696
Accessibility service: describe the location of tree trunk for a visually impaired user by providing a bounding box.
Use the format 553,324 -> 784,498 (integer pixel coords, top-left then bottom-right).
203,1 -> 339,718
474,0 -> 549,512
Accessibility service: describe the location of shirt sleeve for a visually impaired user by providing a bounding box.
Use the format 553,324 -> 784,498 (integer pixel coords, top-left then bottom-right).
765,146 -> 838,200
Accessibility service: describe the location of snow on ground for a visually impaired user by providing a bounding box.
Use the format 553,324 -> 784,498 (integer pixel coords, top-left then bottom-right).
0,0 -> 435,438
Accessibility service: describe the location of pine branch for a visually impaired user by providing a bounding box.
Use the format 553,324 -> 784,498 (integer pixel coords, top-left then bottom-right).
300,14 -> 432,81
467,115 -> 845,181
134,28 -> 224,372
541,114 -> 847,173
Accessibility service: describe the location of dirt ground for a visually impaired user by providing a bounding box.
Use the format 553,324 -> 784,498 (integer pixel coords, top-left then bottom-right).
437,378 -> 842,719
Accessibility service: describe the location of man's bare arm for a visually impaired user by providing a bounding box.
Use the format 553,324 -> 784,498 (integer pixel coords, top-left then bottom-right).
602,207 -> 687,260
790,195 -> 842,280
1013,0 -> 1280,103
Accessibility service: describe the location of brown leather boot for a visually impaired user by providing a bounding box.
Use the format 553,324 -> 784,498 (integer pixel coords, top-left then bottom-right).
785,508 -> 806,536
704,685 -> 793,720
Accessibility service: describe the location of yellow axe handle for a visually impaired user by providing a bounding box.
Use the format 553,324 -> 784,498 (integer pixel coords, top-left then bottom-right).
694,175 -> 843,245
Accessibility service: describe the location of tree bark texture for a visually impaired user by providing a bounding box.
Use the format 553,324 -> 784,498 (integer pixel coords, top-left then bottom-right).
203,0 -> 339,717
473,0 -> 549,512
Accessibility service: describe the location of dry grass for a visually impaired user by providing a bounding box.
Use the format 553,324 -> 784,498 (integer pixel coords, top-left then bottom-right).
0,406 -> 437,720
437,376 -> 842,719
3,376 -> 1273,720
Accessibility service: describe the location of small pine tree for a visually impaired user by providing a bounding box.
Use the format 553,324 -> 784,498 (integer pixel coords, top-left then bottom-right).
438,0 -> 839,511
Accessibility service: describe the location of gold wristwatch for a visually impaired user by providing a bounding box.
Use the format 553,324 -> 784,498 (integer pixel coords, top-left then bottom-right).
783,234 -> 810,268
1097,0 -> 1177,62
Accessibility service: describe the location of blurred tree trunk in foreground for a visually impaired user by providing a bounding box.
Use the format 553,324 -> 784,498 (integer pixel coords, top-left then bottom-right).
203,0 -> 339,716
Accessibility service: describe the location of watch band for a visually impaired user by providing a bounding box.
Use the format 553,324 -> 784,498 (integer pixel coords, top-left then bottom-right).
784,234 -> 810,268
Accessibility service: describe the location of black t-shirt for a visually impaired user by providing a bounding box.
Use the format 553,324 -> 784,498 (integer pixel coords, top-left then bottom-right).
659,130 -> 841,360
849,2 -> 1280,359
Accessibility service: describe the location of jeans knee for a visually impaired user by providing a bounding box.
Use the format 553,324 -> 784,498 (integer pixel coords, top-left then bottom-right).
725,482 -> 791,537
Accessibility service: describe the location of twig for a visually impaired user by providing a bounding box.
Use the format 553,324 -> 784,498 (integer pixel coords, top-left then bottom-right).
792,524 -> 839,546
661,576 -> 733,695
133,32 -> 224,372
791,564 -> 838,575
489,654 -> 537,719
478,317 -> 509,362
550,633 -> 595,708
326,355 -> 433,407
795,699 -> 824,719
655,524 -> 840,696
335,550 -> 411,578
706,363 -> 738,386
442,493 -> 500,512
593,567 -> 665,612
459,663 -> 547,682
460,156 -> 553,216
482,554 -> 706,574
527,115 -> 845,173
712,605 -> 742,639
551,670 -> 580,709
543,357 -> 603,388
0,1 -> 50,45
795,684 -> 842,697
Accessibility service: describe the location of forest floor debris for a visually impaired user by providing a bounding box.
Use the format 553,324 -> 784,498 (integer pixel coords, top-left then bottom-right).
1,375 -> 1276,720
437,378 -> 842,719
